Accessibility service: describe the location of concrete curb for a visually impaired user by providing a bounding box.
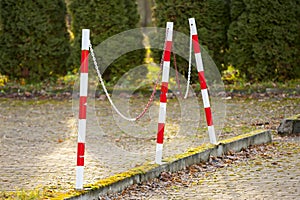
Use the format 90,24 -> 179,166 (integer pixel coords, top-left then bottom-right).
278,114 -> 300,136
58,129 -> 272,200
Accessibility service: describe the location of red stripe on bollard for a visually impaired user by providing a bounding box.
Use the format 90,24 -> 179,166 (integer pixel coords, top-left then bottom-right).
204,107 -> 213,126
165,41 -> 172,51
161,82 -> 168,93
81,50 -> 89,73
77,142 -> 85,166
157,123 -> 165,144
79,96 -> 87,119
198,71 -> 207,89
164,41 -> 172,61
192,35 -> 201,53
160,93 -> 167,103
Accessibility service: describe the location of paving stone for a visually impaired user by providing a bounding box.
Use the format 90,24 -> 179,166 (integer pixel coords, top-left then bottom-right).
0,97 -> 299,195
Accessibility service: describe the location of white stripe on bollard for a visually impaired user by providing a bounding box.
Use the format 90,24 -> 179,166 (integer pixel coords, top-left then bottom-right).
162,61 -> 170,82
155,143 -> 164,164
195,53 -> 204,72
208,125 -> 217,144
201,89 -> 211,108
78,119 -> 86,143
81,29 -> 90,50
158,102 -> 167,124
75,166 -> 84,189
79,73 -> 88,97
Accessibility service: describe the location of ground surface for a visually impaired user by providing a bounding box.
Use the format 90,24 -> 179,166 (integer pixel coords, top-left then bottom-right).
0,93 -> 299,195
100,137 -> 299,199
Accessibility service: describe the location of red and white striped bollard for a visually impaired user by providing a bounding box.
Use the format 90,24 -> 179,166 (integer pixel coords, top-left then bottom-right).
76,29 -> 90,189
189,18 -> 217,144
155,22 -> 173,164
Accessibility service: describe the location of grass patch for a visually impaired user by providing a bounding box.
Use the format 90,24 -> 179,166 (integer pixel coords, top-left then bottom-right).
0,188 -> 44,200
224,79 -> 300,94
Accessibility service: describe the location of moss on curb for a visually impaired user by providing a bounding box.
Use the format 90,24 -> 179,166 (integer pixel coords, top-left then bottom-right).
1,130 -> 269,200
287,114 -> 300,120
218,129 -> 268,144
163,143 -> 215,163
163,129 -> 268,163
60,130 -> 268,199
46,163 -> 159,199
85,163 -> 159,189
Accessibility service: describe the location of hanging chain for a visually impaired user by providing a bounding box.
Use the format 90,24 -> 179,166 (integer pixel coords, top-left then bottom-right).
89,42 -> 136,121
172,31 -> 193,99
89,28 -> 169,121
184,31 -> 193,99
136,29 -> 169,120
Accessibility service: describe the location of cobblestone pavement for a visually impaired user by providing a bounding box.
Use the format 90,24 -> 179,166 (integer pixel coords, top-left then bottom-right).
0,96 -> 299,192
149,138 -> 300,200
101,137 -> 300,200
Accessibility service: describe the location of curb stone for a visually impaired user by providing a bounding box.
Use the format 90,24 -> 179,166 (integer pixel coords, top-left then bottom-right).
278,114 -> 300,136
58,129 -> 271,200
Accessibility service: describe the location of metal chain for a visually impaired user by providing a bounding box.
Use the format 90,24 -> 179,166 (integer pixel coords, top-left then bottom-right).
135,28 -> 169,120
89,28 -> 169,121
89,42 -> 136,121
172,31 -> 192,99
184,31 -> 193,99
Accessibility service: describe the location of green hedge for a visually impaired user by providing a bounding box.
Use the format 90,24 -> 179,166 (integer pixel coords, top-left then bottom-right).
154,0 -> 300,83
68,0 -> 145,83
227,0 -> 300,81
0,0 -> 298,84
0,0 -> 70,82
153,0 -> 230,83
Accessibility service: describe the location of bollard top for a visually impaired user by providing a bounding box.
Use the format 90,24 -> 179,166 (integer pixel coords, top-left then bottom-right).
81,29 -> 90,50
188,18 -> 197,35
166,22 -> 173,41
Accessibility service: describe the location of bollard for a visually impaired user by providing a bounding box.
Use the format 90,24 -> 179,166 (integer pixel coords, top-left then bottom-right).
155,22 -> 174,164
76,29 -> 90,190
189,18 -> 217,144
